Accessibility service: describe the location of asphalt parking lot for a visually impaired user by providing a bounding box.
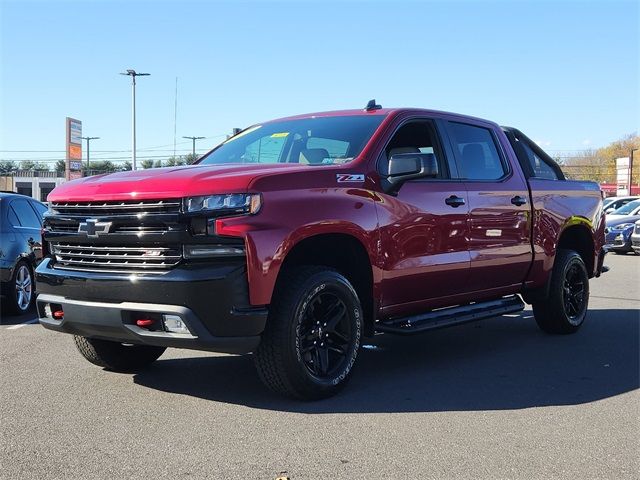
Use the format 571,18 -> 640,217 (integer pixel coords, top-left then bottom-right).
1,254 -> 638,480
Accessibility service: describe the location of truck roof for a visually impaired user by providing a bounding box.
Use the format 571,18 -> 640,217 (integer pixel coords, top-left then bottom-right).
266,107 -> 497,127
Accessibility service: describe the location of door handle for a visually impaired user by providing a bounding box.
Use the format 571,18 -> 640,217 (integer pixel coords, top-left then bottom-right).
511,195 -> 528,206
445,195 -> 466,208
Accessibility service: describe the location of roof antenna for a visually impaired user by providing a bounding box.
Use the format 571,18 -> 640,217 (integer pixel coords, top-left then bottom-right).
365,99 -> 382,111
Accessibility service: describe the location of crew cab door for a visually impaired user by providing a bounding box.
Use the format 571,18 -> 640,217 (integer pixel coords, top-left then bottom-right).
444,120 -> 532,293
376,118 -> 471,315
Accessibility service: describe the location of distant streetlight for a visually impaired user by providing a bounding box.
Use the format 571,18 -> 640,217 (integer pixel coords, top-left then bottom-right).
183,136 -> 205,157
120,69 -> 150,170
80,136 -> 100,175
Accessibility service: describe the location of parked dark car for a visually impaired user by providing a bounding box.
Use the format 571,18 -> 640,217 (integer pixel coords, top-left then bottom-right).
0,193 -> 47,314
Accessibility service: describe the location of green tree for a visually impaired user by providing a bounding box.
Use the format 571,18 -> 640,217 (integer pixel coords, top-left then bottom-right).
0,160 -> 18,174
54,159 -> 66,174
120,161 -> 132,171
87,160 -> 118,173
184,153 -> 199,164
19,160 -> 49,171
165,156 -> 187,167
140,159 -> 155,169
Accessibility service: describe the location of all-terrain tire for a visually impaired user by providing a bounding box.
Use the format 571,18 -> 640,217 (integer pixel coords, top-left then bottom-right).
532,249 -> 589,334
253,266 -> 363,400
73,336 -> 166,372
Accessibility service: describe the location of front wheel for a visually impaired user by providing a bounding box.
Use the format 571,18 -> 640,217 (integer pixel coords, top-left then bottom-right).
73,336 -> 166,372
6,261 -> 34,314
254,266 -> 363,400
532,249 -> 589,334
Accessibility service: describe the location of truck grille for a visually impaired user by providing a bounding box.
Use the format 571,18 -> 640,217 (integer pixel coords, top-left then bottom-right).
635,224 -> 640,234
46,199 -> 183,236
45,199 -> 186,274
46,219 -> 180,235
50,200 -> 181,216
52,243 -> 181,273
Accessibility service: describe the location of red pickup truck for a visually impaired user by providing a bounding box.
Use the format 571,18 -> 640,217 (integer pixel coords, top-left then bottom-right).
36,102 -> 606,399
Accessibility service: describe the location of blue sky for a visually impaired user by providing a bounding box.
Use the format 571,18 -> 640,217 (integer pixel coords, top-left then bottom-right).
1,0 -> 638,165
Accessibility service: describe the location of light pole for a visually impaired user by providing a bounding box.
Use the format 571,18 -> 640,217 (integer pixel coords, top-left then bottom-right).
80,136 -> 99,175
183,136 -> 205,158
120,69 -> 150,170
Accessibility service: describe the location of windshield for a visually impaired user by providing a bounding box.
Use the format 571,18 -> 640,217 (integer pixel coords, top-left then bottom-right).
612,199 -> 640,215
197,115 -> 385,167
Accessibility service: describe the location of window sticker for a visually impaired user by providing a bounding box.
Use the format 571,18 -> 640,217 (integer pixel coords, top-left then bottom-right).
270,132 -> 289,138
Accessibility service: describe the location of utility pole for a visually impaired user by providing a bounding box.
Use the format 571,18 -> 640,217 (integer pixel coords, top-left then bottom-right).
631,148 -> 639,194
183,136 -> 205,158
80,136 -> 100,176
120,69 -> 150,170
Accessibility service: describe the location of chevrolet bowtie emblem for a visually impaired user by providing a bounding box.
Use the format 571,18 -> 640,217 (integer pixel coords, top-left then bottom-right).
78,219 -> 112,237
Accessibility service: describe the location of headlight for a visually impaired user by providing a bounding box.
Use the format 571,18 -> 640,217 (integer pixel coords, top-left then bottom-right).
185,193 -> 261,215
612,223 -> 635,230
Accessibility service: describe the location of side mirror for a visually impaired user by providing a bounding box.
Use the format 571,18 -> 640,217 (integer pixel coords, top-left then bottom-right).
605,208 -> 615,214
385,153 -> 438,191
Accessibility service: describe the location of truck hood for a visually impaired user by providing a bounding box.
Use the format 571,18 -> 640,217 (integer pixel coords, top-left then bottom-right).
48,163 -> 310,202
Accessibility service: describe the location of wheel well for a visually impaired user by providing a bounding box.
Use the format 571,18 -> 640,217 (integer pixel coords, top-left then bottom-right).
277,234 -> 375,336
557,225 -> 595,276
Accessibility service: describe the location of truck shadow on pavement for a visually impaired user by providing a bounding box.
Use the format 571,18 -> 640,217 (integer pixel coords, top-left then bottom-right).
133,308 -> 639,413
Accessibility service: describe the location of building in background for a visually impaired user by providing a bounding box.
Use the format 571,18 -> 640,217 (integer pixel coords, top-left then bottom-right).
1,171 -> 65,202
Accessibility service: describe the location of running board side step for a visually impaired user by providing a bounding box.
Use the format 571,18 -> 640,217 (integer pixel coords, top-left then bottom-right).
375,295 -> 525,335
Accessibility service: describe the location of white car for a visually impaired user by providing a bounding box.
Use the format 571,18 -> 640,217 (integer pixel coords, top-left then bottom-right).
606,199 -> 640,221
603,196 -> 639,214
631,220 -> 640,254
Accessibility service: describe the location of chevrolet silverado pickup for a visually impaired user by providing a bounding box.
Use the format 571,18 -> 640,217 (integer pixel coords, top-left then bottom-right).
36,102 -> 606,399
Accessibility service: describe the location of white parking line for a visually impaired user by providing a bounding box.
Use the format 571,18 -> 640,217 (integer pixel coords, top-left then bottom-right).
6,318 -> 39,330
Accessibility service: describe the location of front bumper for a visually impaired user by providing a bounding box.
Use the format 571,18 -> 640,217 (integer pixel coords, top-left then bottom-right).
35,257 -> 267,354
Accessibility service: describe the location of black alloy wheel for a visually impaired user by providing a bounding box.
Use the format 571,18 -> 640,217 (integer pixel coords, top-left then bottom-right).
254,266 -> 363,400
533,249 -> 590,334
297,291 -> 354,379
562,263 -> 587,324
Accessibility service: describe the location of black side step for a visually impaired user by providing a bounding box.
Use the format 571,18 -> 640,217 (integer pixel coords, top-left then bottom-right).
375,295 -> 525,335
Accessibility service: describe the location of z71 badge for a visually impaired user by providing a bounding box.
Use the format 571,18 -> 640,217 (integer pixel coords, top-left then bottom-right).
336,174 -> 365,183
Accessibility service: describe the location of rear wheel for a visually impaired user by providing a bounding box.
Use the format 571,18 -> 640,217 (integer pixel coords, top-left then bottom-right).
532,249 -> 589,334
254,266 -> 363,400
73,336 -> 165,372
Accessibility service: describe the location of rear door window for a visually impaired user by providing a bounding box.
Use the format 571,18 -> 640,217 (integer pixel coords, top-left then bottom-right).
520,141 -> 559,180
10,199 -> 42,228
448,122 -> 507,180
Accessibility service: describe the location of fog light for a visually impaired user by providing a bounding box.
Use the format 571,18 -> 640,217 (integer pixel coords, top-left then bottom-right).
184,244 -> 245,258
162,315 -> 190,334
44,303 -> 53,319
